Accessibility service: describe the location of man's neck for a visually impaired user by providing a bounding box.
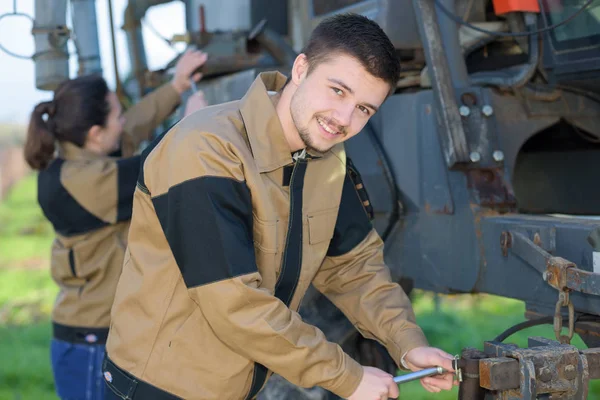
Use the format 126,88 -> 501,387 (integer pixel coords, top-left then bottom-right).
275,85 -> 305,153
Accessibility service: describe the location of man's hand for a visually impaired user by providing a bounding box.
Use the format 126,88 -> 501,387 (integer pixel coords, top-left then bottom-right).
171,49 -> 208,95
184,91 -> 209,117
403,346 -> 457,393
348,366 -> 398,400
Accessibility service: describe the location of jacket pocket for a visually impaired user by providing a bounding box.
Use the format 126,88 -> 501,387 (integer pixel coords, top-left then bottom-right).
51,240 -> 86,287
252,215 -> 279,284
307,207 -> 339,244
73,229 -> 125,281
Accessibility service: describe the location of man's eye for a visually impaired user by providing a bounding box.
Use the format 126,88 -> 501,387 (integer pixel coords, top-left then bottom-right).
358,105 -> 370,115
332,87 -> 343,96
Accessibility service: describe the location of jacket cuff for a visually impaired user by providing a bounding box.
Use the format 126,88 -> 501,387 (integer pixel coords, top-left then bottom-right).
391,328 -> 429,371
326,353 -> 363,399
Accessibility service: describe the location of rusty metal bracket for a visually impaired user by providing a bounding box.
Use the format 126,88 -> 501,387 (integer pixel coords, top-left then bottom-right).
479,338 -> 590,399
501,231 -> 600,296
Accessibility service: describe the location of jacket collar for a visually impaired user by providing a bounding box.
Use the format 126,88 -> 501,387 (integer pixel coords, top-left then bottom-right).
239,71 -> 293,173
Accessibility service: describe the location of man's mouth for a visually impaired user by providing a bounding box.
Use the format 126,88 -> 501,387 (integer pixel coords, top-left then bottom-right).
316,117 -> 342,136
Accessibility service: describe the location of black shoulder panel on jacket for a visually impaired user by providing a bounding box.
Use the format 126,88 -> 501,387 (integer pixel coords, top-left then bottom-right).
326,159 -> 373,257
37,159 -> 108,236
152,176 -> 257,288
116,155 -> 141,221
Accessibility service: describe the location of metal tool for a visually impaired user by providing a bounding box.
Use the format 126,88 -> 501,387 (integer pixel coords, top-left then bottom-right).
393,366 -> 447,385
189,78 -> 199,93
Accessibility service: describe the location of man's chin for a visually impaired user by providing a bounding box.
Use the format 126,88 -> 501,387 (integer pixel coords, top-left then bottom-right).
307,143 -> 335,154
300,130 -> 336,154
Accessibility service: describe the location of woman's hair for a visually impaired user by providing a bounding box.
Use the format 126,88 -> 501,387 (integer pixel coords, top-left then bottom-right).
24,74 -> 110,170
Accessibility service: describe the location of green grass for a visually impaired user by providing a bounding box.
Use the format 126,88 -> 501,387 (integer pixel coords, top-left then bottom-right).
0,173 -> 53,266
1,174 -> 599,399
0,323 -> 56,400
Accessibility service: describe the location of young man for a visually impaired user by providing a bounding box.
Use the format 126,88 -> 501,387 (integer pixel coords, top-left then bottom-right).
103,14 -> 455,400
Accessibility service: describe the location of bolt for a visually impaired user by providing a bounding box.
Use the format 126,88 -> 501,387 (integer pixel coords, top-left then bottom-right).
492,150 -> 504,162
469,151 -> 481,163
543,271 -> 548,281
539,367 -> 552,382
565,365 -> 577,380
482,105 -> 494,117
459,106 -> 471,117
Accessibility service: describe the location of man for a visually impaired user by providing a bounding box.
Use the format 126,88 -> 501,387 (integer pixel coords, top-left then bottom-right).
103,14 -> 455,400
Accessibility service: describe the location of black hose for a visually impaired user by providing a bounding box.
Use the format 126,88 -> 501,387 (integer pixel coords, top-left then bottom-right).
494,315 -> 600,343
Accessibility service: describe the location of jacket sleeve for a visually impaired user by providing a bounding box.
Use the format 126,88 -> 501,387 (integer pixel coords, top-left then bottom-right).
61,156 -> 141,224
149,133 -> 363,399
120,83 -> 181,157
311,164 -> 429,369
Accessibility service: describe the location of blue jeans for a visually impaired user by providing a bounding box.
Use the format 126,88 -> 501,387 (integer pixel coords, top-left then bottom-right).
51,338 -> 106,400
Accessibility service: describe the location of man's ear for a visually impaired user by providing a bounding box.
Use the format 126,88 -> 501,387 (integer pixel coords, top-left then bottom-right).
291,53 -> 309,86
86,125 -> 103,147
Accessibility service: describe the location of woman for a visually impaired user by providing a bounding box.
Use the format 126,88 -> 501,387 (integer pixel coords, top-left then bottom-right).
24,49 -> 207,400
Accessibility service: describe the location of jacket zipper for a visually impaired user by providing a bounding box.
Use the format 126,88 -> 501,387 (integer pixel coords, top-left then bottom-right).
246,149 -> 307,400
274,148 -> 306,298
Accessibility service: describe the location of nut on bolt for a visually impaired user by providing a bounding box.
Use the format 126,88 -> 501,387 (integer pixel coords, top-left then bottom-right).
492,150 -> 504,162
469,151 -> 481,163
564,365 -> 577,380
482,105 -> 494,117
539,367 -> 552,382
459,106 -> 471,117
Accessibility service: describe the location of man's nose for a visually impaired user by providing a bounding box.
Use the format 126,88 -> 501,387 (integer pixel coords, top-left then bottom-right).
332,103 -> 354,128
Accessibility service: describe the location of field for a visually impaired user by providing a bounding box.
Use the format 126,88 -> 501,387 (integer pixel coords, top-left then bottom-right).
1,174 -> 598,399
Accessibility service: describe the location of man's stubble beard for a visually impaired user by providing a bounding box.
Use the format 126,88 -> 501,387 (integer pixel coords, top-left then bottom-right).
290,95 -> 334,154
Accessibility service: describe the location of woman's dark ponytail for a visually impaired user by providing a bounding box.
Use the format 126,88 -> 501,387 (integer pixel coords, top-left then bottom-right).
24,101 -> 57,170
23,75 -> 110,170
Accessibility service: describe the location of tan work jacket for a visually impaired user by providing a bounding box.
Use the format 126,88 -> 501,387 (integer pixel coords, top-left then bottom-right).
37,83 -> 180,342
106,72 -> 428,399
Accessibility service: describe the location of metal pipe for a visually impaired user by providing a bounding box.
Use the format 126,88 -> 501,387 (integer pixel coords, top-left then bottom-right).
32,0 -> 69,90
70,0 -> 102,76
249,19 -> 298,68
122,0 -> 175,96
107,0 -> 126,102
393,366 -> 446,384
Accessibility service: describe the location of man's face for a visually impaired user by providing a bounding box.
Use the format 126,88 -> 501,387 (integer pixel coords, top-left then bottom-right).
289,53 -> 391,153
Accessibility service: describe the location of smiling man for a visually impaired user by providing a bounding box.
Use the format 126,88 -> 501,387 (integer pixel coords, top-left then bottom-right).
103,14 -> 455,400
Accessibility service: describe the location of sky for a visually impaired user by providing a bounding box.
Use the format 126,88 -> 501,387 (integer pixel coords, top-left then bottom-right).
0,0 -> 187,124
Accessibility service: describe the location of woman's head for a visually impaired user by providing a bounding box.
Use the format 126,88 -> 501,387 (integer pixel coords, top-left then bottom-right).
24,74 -> 125,170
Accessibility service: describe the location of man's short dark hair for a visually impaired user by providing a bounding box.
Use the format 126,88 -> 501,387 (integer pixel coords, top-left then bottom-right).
303,13 -> 400,91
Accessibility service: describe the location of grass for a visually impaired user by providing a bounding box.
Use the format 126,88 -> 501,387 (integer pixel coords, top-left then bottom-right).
0,174 -> 53,267
1,174 -> 599,399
